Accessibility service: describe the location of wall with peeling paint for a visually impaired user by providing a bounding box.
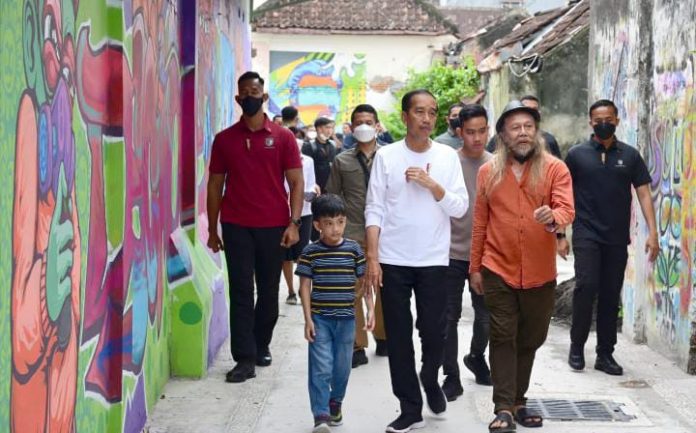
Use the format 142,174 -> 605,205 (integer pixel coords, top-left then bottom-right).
479,28 -> 590,155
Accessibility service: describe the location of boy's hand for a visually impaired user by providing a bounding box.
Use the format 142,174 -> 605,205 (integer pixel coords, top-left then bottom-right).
364,309 -> 375,332
304,320 -> 316,343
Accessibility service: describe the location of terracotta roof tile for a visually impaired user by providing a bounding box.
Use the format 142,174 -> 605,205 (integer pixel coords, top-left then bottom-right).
438,6 -> 507,37
253,0 -> 458,35
483,5 -> 569,56
476,0 -> 589,73
525,0 -> 589,56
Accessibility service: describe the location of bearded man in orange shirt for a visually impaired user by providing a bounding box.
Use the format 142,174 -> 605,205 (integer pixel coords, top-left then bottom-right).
469,101 -> 575,433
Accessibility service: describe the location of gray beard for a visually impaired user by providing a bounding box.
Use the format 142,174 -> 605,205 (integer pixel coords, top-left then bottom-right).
512,146 -> 536,163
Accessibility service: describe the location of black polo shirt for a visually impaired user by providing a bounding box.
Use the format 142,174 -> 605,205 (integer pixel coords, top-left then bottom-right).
565,135 -> 652,245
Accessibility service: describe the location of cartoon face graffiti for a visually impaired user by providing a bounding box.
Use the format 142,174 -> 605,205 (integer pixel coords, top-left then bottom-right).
12,0 -> 80,431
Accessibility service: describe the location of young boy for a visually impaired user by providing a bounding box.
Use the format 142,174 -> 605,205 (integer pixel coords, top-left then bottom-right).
295,194 -> 375,433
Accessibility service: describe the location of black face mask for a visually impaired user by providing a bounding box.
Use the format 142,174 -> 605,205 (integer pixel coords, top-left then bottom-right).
449,118 -> 460,131
512,147 -> 536,164
239,96 -> 264,116
593,122 -> 616,140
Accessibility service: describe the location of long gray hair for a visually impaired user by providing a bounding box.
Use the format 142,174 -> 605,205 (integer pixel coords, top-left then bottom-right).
484,133 -> 548,197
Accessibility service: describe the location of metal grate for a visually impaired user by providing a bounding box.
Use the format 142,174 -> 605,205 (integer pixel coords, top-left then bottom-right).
526,399 -> 636,422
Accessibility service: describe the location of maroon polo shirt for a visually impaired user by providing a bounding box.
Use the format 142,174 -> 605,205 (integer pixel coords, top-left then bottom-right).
209,115 -> 302,227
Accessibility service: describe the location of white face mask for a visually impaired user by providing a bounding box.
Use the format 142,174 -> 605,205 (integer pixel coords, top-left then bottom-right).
307,130 -> 317,140
352,124 -> 377,143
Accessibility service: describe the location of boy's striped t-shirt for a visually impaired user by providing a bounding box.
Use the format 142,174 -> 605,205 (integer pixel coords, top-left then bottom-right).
295,239 -> 366,318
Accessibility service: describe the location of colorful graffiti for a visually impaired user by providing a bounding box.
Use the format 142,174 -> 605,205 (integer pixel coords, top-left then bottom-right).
590,0 -> 696,371
10,0 -> 82,430
269,51 -> 367,126
1,0 -> 250,431
646,2 -> 695,360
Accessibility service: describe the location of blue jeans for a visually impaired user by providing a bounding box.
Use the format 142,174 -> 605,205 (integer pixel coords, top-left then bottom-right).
308,314 -> 356,419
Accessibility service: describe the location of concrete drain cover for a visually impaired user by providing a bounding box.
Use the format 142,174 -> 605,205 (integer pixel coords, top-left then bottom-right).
526,398 -> 636,422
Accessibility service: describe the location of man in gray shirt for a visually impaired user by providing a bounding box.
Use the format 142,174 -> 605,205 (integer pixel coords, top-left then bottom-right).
441,104 -> 494,401
434,103 -> 464,149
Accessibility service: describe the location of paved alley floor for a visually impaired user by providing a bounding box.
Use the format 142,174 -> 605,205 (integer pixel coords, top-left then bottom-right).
147,259 -> 696,433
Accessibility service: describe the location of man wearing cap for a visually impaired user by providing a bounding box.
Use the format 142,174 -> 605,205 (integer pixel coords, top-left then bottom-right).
486,95 -> 562,159
302,116 -> 339,192
303,116 -> 339,240
470,100 -> 574,431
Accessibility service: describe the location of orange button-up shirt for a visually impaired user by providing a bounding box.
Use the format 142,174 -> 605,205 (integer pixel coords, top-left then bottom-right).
470,154 -> 575,289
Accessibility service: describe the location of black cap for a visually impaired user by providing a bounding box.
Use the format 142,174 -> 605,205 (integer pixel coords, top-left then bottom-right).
495,100 -> 541,133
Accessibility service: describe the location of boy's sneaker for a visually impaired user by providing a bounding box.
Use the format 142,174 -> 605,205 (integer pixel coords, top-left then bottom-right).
385,414 -> 425,433
351,349 -> 368,368
286,293 -> 298,305
329,400 -> 343,426
463,353 -> 492,386
313,415 -> 332,433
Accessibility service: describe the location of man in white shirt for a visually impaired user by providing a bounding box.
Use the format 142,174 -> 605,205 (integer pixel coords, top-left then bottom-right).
365,89 -> 468,433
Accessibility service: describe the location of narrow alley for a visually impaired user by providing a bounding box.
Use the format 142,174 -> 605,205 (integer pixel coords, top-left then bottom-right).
147,259 -> 696,433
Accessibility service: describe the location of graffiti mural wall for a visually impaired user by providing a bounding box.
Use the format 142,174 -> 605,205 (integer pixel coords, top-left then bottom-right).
269,51 -> 367,125
0,0 -> 250,431
590,0 -> 696,372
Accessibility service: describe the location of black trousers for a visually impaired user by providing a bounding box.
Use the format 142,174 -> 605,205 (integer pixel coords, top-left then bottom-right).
222,223 -> 285,363
381,264 -> 447,416
442,259 -> 490,380
570,237 -> 628,355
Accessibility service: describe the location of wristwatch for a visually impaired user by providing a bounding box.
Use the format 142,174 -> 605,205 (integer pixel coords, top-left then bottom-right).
291,218 -> 302,227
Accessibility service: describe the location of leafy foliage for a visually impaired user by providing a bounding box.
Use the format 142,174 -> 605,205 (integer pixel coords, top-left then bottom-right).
380,57 -> 480,141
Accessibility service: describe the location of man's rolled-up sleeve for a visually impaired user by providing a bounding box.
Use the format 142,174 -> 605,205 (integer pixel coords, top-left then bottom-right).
550,161 -> 575,226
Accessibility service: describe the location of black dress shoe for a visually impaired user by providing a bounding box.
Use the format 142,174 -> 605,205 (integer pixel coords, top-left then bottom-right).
594,353 -> 623,375
375,339 -> 388,357
441,377 -> 464,402
226,362 -> 256,383
418,369 -> 446,414
352,349 -> 368,368
423,384 -> 447,415
256,351 -> 272,367
568,345 -> 585,371
463,353 -> 492,386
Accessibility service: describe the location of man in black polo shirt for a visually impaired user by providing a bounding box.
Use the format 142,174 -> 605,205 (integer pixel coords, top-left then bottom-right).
565,99 -> 658,376
486,95 -> 562,159
303,116 -> 338,241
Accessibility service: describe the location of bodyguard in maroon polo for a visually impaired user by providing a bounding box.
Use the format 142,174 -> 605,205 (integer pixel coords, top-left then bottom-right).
207,71 -> 304,383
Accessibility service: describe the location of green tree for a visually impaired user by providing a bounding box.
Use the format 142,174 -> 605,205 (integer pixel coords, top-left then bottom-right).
381,57 -> 480,141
